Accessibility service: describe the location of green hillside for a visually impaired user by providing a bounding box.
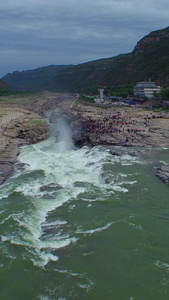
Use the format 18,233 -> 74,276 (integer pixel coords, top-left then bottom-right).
0,79 -> 14,96
114,27 -> 169,85
51,26 -> 169,91
47,54 -> 131,92
2,65 -> 73,92
2,26 -> 169,92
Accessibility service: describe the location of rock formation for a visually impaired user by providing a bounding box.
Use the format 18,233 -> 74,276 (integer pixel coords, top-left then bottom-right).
53,99 -> 169,148
156,165 -> 169,185
0,92 -> 78,184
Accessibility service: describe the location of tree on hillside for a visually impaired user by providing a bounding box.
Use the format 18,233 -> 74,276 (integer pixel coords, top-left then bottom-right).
104,85 -> 133,98
161,87 -> 169,100
153,91 -> 161,99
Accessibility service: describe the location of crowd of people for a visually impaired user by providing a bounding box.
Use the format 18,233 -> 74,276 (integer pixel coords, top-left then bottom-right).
83,114 -> 141,135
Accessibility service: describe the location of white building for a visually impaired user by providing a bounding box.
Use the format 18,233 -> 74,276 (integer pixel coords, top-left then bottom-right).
134,81 -> 161,99
99,88 -> 104,100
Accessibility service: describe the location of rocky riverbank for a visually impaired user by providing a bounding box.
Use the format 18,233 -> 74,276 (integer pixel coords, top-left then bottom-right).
50,98 -> 169,148
0,93 -> 169,186
156,165 -> 169,185
0,114 -> 50,185
0,92 -> 78,184
50,98 -> 169,185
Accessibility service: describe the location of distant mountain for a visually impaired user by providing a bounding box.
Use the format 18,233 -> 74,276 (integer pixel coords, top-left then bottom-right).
2,65 -> 73,92
2,26 -> 169,92
47,54 -> 131,92
51,26 -> 169,91
120,26 -> 169,85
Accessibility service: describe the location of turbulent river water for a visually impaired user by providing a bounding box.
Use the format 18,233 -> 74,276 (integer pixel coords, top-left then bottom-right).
0,112 -> 169,300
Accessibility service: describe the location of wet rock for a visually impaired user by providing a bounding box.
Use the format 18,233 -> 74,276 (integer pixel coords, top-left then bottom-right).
156,165 -> 169,184
109,150 -> 121,156
40,183 -> 62,192
0,164 -> 14,184
0,176 -> 5,185
14,162 -> 30,172
42,226 -> 56,235
108,148 -> 139,157
159,165 -> 169,173
128,151 -> 139,157
0,93 -> 79,186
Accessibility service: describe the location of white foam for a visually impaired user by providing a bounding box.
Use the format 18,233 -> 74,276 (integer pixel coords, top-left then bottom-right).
121,162 -> 135,166
39,296 -> 51,300
118,173 -> 128,177
2,230 -> 77,268
68,204 -> 76,210
77,283 -> 91,290
42,220 -> 67,227
54,268 -> 94,292
0,182 -> 16,200
76,222 -> 113,235
39,236 -> 77,251
128,223 -> 143,230
159,161 -> 168,165
121,154 -> 137,161
0,214 -> 12,225
32,252 -> 59,267
1,235 -> 8,242
123,180 -> 137,185
156,260 -> 169,272
1,138 -> 143,269
111,185 -> 129,193
12,212 -> 26,227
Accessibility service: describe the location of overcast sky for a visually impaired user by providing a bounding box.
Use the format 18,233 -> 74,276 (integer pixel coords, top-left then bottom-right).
0,0 -> 169,78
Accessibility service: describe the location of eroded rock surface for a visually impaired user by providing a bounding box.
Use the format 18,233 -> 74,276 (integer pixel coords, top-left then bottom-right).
0,92 -> 78,184
156,165 -> 169,185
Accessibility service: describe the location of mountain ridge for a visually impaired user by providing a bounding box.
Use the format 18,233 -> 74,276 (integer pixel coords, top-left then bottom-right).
2,26 -> 169,92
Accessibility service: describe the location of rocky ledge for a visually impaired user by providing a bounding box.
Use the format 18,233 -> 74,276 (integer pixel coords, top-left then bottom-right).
50,99 -> 169,187
156,165 -> 169,185
0,111 -> 50,184
1,92 -> 169,186
0,92 -> 78,184
50,99 -> 169,148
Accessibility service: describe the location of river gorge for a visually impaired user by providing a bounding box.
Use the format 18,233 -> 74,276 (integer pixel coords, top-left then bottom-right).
0,93 -> 169,299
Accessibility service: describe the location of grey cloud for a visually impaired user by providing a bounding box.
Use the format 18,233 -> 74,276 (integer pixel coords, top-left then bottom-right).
0,0 -> 169,77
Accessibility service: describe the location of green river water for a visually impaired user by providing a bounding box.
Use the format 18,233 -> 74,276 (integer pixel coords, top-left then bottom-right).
0,117 -> 169,300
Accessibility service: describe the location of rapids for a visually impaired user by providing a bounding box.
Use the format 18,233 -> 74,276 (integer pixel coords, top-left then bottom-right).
0,114 -> 169,300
